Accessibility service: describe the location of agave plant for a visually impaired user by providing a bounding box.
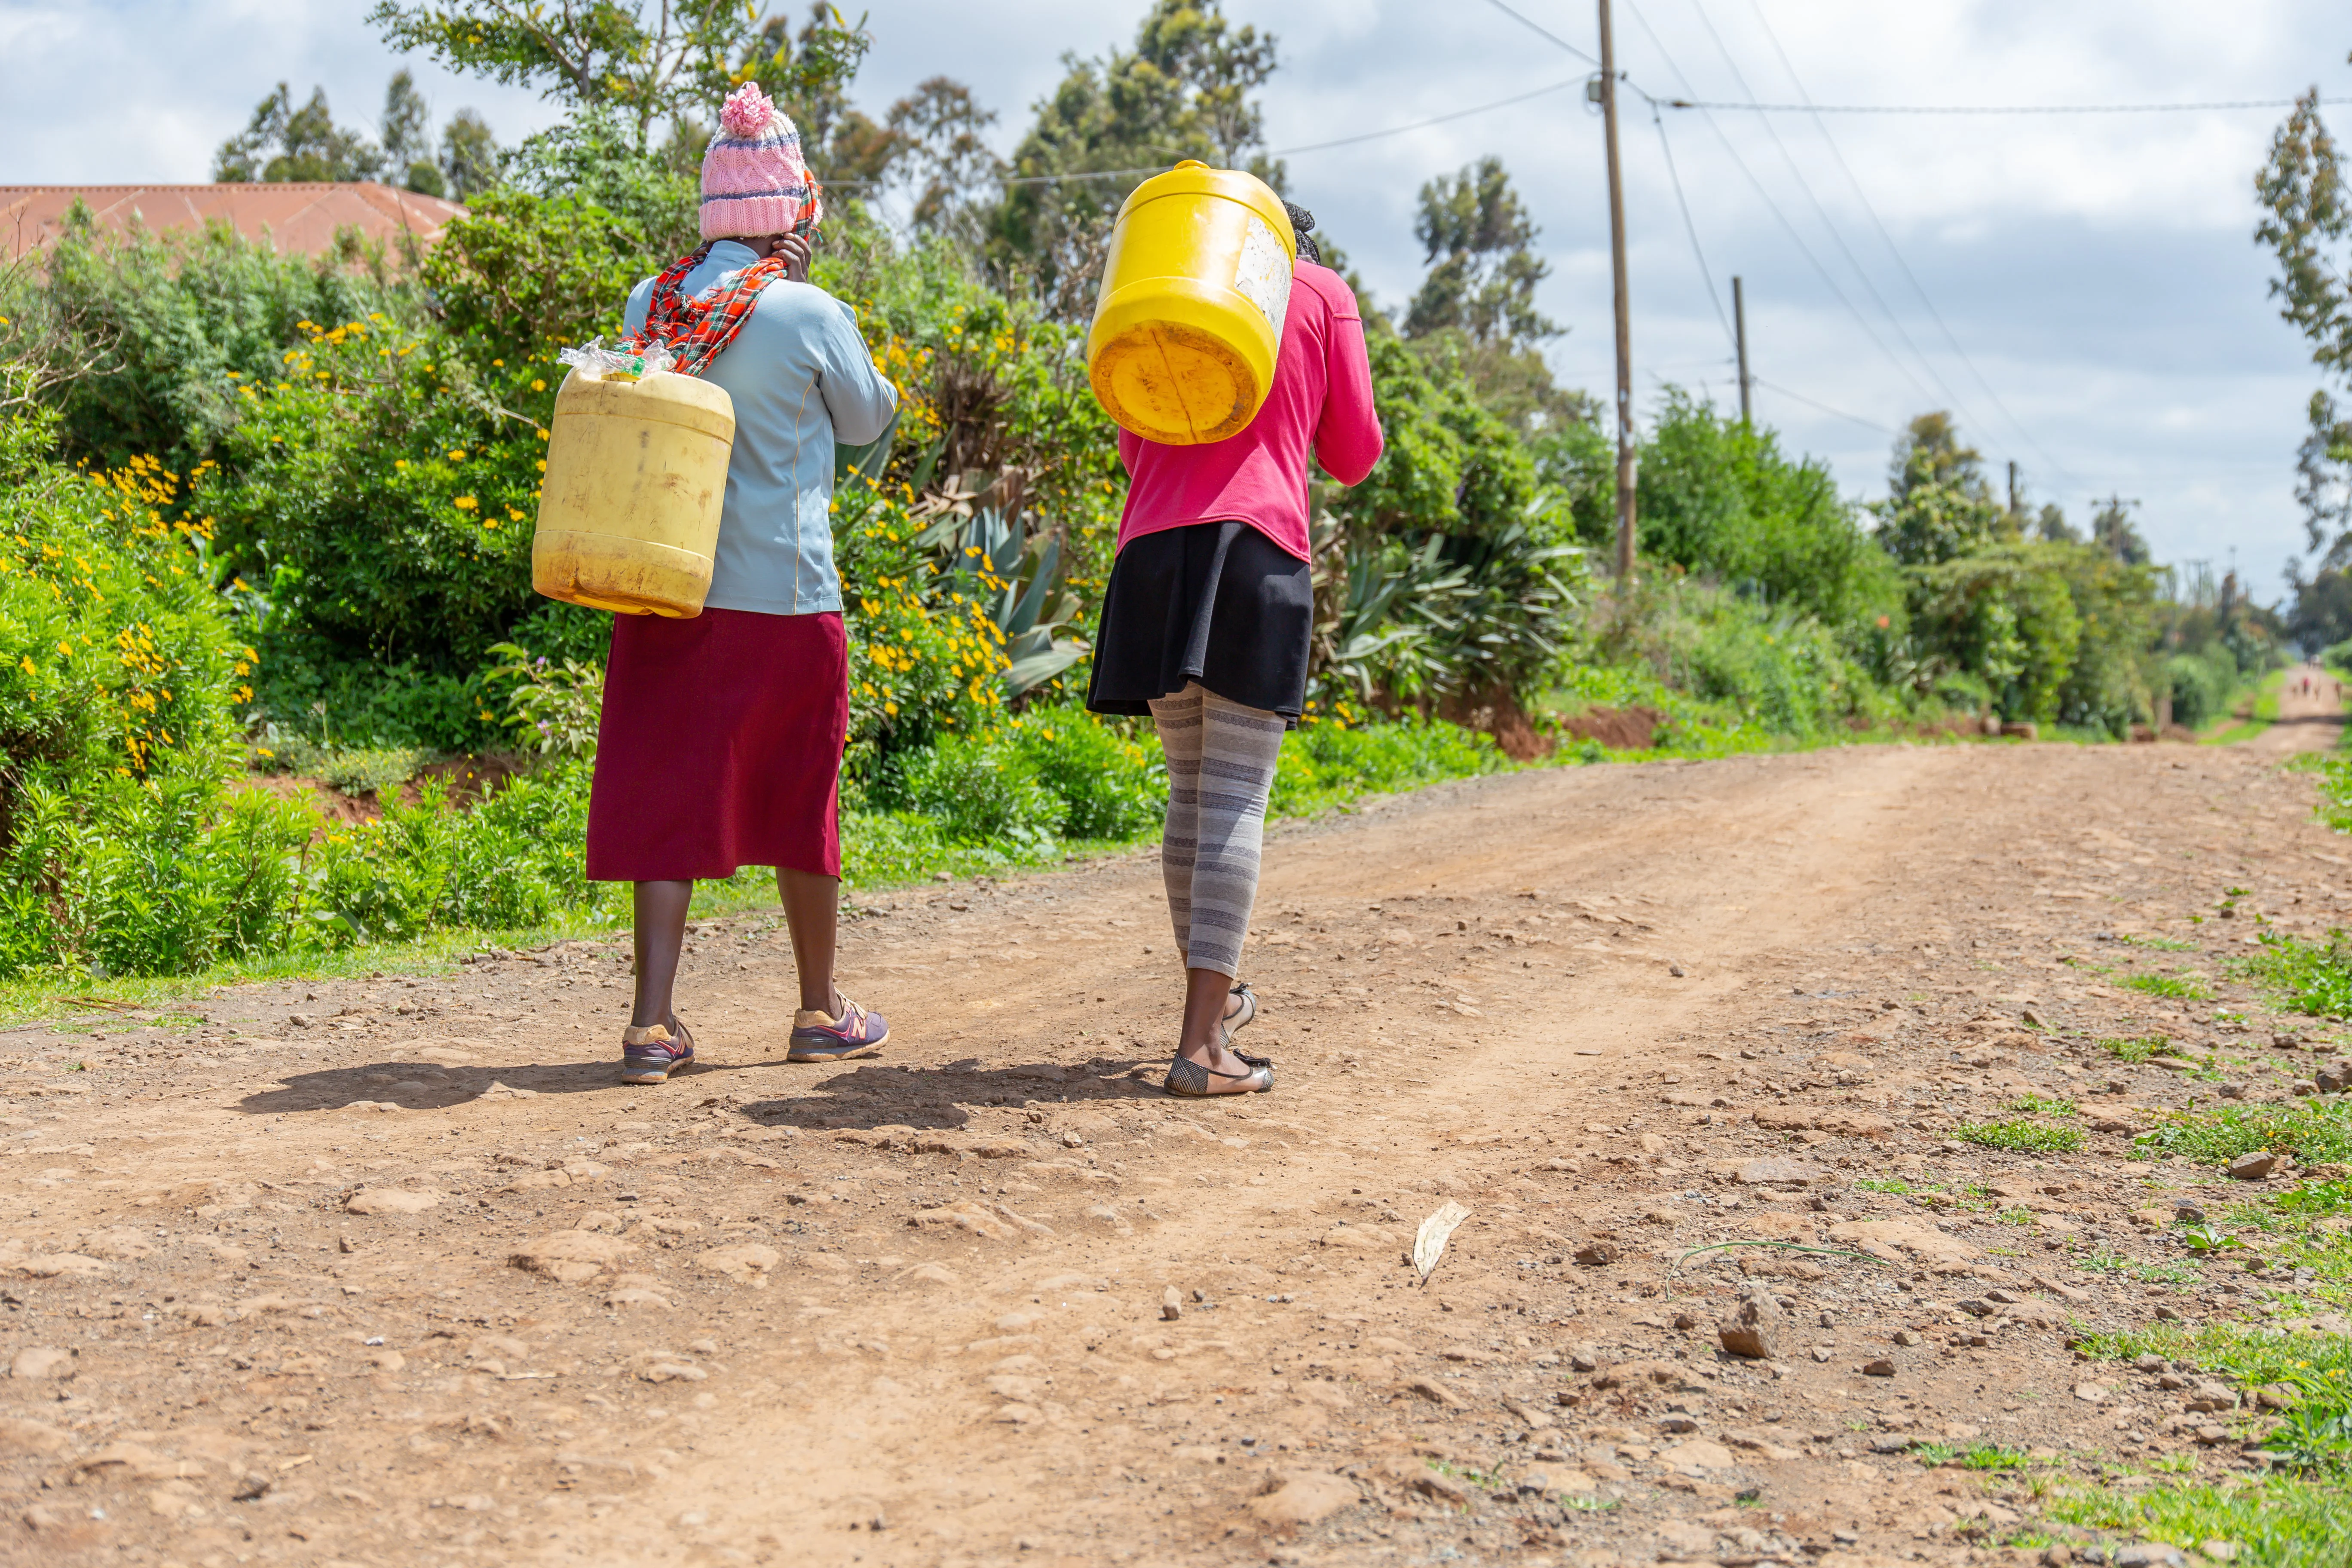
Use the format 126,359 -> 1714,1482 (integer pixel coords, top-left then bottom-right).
916,503 -> 1090,701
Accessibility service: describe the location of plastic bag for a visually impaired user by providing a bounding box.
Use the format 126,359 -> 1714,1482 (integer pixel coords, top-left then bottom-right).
557,337 -> 677,383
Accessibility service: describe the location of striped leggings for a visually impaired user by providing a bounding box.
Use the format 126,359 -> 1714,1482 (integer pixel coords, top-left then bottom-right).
1148,682 -> 1287,978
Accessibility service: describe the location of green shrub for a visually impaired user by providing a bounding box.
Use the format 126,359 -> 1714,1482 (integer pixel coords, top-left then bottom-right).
1270,715 -> 1506,817
309,763 -> 609,945
193,313 -> 555,701
1633,388 -> 1901,629
2168,644 -> 2239,729
890,733 -> 1062,851
0,211 -> 413,472
2251,927 -> 2352,1016
318,747 -> 432,797
0,388 -> 280,977
2122,971 -> 2211,1000
1005,706 -> 1165,840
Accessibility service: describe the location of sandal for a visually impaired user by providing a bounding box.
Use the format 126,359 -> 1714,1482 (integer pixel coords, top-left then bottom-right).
1164,1047 -> 1274,1098
1222,983 -> 1258,1045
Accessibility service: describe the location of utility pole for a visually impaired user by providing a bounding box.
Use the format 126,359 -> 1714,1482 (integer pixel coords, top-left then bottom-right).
2007,460 -> 2019,518
1731,275 -> 1752,424
1599,0 -> 1635,581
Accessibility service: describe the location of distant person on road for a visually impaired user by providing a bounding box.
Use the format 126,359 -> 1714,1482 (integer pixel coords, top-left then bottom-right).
583,83 -> 898,1085
1086,202 -> 1383,1096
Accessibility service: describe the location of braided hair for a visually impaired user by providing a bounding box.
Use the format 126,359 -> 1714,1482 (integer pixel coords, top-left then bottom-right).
1283,202 -> 1320,266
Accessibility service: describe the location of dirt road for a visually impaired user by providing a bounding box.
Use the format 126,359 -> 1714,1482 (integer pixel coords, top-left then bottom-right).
2248,663 -> 2349,757
5,726 -> 2351,1568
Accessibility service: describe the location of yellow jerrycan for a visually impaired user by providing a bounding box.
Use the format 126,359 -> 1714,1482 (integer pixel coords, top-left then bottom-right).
531,368 -> 735,617
1086,162 -> 1297,446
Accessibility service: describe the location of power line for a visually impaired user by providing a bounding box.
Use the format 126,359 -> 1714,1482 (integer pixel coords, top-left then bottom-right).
1736,0 -> 2084,493
1276,76 -> 1586,155
1755,376 -> 1896,434
1620,1 -> 1945,411
977,72 -> 1592,187
1679,0 -> 1995,447
1650,104 -> 1736,355
1669,95 -> 2352,115
1476,0 -> 1603,69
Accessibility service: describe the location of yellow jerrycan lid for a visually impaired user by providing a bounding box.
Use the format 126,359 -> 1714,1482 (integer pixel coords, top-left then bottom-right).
1086,161 -> 1297,446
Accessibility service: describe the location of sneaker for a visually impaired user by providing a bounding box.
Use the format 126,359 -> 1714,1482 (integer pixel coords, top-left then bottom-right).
619,1017 -> 695,1083
788,995 -> 889,1061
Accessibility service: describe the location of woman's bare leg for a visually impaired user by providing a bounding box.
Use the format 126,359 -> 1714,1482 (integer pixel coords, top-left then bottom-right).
630,880 -> 693,1028
776,867 -> 842,1014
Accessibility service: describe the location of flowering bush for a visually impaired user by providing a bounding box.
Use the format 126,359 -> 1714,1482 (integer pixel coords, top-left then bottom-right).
832,475 -> 1010,756
0,388 -> 294,975
193,314 -> 557,687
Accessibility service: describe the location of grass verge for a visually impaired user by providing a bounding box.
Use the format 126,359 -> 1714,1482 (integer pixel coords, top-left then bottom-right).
0,714 -> 1512,1026
2133,1100 -> 2352,1168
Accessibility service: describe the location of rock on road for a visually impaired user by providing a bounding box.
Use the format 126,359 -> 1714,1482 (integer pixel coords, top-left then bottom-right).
3,712 -> 2348,1567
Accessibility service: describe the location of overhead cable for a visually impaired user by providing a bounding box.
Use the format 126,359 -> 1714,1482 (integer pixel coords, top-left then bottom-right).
1476,0 -> 1605,69
1619,1 -> 1945,410
1737,0 -> 2083,493
1669,95 -> 2352,115
980,72 -> 1592,187
1755,376 -> 1897,435
1678,0 -> 1994,445
1650,104 -> 1737,355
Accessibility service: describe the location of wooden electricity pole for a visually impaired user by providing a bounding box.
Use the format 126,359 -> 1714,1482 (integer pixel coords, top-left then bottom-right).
1732,275 -> 1752,424
1599,0 -> 1635,581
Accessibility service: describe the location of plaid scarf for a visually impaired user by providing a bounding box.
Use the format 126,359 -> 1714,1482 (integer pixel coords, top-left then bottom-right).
630,242 -> 793,377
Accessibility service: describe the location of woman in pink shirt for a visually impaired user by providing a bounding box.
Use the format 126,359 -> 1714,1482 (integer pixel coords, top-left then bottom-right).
1087,204 -> 1384,1096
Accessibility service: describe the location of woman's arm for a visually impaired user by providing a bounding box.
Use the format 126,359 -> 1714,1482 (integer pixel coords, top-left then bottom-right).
1312,283 -> 1383,486
815,300 -> 900,447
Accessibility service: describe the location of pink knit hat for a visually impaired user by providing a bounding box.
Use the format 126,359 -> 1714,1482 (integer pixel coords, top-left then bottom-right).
700,83 -> 823,241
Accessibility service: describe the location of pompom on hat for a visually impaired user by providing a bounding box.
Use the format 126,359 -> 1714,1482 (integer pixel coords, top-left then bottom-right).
700,82 -> 823,242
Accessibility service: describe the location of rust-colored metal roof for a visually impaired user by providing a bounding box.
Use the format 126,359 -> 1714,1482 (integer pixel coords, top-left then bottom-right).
0,183 -> 468,263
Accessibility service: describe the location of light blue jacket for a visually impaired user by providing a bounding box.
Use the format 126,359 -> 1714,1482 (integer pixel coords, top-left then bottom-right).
622,241 -> 898,616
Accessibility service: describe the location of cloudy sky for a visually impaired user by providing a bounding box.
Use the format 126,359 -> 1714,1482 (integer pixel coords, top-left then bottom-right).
7,0 -> 2351,601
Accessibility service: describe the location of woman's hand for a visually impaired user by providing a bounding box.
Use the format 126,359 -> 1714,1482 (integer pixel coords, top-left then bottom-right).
775,233 -> 812,283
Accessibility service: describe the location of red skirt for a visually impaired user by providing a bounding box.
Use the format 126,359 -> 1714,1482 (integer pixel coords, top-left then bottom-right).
585,607 -> 847,881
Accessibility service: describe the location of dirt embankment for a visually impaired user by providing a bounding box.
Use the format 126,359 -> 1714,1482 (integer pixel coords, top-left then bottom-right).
3,732 -> 2349,1567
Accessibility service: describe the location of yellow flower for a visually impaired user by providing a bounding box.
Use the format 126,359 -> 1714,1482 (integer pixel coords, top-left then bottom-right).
531,378 -> 546,391
395,458 -> 407,469
17,656 -> 31,676
448,448 -> 467,461
453,496 -> 478,511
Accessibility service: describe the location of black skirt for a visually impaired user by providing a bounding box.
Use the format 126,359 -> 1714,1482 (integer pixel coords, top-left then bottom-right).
1086,521 -> 1312,720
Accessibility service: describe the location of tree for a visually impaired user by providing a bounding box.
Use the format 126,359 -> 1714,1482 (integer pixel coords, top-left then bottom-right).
987,0 -> 1282,319
2289,565 -> 2352,655
1871,413 -> 2010,566
1398,158 -> 1573,435
2090,495 -> 2150,567
890,78 -> 1004,244
214,84 -> 384,183
725,5 -> 903,188
1403,158 -> 1557,349
382,70 -> 442,193
441,109 -> 503,200
2033,504 -> 2079,544
2257,84 -> 2352,570
368,0 -> 870,147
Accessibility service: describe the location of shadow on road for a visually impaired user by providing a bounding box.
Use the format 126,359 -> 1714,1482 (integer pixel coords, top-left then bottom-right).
232,1050 -> 1167,1121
